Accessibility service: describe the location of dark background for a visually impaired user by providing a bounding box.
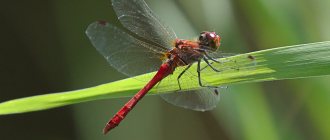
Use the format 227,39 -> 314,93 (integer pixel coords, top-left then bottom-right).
1,0 -> 330,140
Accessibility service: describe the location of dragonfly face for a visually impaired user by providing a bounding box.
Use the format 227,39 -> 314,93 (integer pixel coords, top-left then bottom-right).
199,31 -> 221,52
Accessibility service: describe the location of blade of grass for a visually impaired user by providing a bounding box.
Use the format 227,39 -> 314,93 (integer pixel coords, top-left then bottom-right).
1,41 -> 330,115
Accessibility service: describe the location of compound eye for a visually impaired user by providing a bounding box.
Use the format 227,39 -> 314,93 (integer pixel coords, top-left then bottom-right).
209,33 -> 216,38
199,34 -> 206,41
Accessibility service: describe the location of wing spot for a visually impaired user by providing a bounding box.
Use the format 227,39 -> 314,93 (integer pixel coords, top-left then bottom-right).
97,20 -> 108,26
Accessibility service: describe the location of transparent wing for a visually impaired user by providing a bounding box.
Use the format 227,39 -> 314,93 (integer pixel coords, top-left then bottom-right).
86,21 -> 166,76
112,0 -> 177,49
206,50 -> 257,74
208,50 -> 238,58
160,88 -> 221,111
154,65 -> 221,111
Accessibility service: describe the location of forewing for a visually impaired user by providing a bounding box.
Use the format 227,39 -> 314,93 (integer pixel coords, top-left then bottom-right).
112,0 -> 177,49
208,50 -> 238,59
86,21 -> 165,76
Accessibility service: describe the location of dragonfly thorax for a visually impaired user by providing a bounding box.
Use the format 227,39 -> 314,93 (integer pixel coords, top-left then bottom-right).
166,39 -> 205,67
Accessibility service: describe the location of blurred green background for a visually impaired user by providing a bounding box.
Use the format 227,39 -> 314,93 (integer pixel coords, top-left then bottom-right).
1,0 -> 330,140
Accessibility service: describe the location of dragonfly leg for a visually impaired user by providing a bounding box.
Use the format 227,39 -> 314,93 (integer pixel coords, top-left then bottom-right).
201,56 -> 241,72
203,57 -> 221,72
197,60 -> 204,87
204,53 -> 220,63
200,53 -> 221,71
200,61 -> 213,71
197,60 -> 218,88
177,64 -> 193,90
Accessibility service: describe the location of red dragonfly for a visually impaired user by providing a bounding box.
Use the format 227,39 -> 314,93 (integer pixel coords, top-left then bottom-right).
86,0 -> 225,134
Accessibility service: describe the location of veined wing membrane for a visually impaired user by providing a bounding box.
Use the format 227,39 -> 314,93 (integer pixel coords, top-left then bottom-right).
86,21 -> 165,76
157,64 -> 221,111
112,0 -> 177,49
161,88 -> 220,111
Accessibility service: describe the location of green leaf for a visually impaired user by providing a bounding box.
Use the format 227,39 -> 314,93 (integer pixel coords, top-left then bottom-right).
1,41 -> 330,115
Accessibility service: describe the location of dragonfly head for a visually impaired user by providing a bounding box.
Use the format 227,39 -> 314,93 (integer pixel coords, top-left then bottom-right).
198,31 -> 221,52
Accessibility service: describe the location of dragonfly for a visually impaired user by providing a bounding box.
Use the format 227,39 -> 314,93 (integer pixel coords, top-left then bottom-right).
86,0 -> 229,134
